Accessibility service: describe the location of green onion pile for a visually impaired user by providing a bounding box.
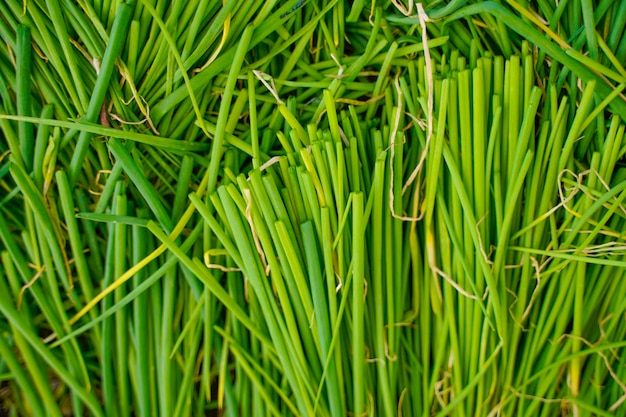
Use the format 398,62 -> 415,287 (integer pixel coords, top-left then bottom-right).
1,1 -> 626,416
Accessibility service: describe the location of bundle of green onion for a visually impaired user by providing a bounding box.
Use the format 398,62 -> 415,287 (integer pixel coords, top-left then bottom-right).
1,1 -> 625,416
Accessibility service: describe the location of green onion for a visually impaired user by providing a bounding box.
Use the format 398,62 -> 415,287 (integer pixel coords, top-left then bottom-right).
1,1 -> 626,416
